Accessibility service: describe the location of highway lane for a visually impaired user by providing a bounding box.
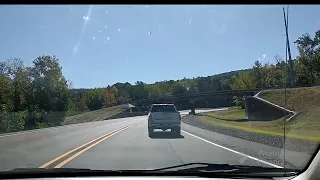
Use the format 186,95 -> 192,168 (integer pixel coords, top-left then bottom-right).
0,116 -> 143,171
0,109 -> 217,171
0,108 -> 308,172
62,120 -> 276,170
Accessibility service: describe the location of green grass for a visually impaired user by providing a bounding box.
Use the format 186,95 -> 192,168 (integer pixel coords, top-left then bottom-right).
258,87 -> 320,139
198,87 -> 320,142
62,104 -> 129,125
200,116 -> 320,142
206,107 -> 246,121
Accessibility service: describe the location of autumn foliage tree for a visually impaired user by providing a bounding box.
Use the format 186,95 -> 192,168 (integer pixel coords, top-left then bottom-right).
103,86 -> 118,107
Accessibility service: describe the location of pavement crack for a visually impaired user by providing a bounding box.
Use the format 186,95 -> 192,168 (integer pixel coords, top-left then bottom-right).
167,141 -> 184,165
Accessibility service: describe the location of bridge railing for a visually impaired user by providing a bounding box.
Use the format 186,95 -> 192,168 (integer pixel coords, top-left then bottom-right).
130,88 -> 263,104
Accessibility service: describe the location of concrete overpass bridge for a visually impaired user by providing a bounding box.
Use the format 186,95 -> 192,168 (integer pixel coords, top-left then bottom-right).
129,89 -> 262,114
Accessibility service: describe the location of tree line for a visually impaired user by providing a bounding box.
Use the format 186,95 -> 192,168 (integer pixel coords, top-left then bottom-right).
0,30 -> 319,133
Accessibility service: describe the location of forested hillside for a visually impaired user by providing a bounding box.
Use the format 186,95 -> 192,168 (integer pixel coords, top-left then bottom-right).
1,29 -> 319,133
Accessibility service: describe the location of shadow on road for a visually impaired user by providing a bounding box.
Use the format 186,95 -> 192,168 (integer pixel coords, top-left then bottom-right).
148,131 -> 185,139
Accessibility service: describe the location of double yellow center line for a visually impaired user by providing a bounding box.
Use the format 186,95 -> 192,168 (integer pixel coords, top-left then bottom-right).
39,121 -> 141,169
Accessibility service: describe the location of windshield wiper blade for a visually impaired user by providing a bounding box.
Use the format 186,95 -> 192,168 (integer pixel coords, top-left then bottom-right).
9,168 -> 95,172
4,168 -> 163,174
1,168 -> 130,177
2,168 -> 114,174
1,164 -> 299,178
151,162 -> 299,175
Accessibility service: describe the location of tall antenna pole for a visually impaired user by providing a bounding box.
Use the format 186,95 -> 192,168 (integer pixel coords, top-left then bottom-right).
283,6 -> 295,88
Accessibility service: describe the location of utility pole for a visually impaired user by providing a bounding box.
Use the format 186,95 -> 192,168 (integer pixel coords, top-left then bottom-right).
283,6 -> 295,88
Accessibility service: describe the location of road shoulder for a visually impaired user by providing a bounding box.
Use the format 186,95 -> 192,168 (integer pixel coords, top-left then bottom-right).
181,116 -> 312,169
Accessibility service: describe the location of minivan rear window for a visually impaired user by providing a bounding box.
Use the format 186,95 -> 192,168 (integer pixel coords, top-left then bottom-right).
151,105 -> 176,112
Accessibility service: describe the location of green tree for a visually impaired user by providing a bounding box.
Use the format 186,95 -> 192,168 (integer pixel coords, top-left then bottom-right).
252,60 -> 265,88
232,96 -> 245,109
114,82 -> 133,103
231,71 -> 255,90
132,81 -> 148,100
85,88 -> 105,111
0,75 -> 14,111
196,77 -> 213,92
75,93 -> 89,112
220,78 -> 232,90
294,30 -> 320,86
27,55 -> 70,126
31,55 -> 69,112
172,84 -> 188,96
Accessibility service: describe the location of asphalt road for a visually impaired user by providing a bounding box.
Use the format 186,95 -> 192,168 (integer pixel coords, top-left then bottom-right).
0,108 -> 307,172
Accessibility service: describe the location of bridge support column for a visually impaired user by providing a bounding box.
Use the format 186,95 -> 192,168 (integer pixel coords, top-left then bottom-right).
189,99 -> 196,115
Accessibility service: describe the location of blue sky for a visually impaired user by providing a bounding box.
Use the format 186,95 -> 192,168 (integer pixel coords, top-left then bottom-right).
0,5 -> 319,88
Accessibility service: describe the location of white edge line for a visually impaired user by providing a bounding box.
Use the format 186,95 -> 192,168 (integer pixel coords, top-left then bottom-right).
181,130 -> 283,169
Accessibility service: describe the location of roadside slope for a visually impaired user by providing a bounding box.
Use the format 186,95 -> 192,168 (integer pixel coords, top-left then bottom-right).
258,87 -> 320,138
182,87 -> 320,161
63,104 -> 129,125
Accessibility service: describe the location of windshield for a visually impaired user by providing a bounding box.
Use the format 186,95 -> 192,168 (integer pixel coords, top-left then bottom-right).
0,4 -> 319,178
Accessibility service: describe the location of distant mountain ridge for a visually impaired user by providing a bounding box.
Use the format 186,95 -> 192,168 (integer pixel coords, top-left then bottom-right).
69,68 -> 249,96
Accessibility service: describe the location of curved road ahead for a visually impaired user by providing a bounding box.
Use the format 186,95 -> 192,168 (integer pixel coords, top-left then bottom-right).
0,109 -> 305,171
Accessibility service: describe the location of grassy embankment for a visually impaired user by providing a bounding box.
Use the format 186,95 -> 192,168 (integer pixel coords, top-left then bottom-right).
199,87 -> 320,142
62,104 -> 129,125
